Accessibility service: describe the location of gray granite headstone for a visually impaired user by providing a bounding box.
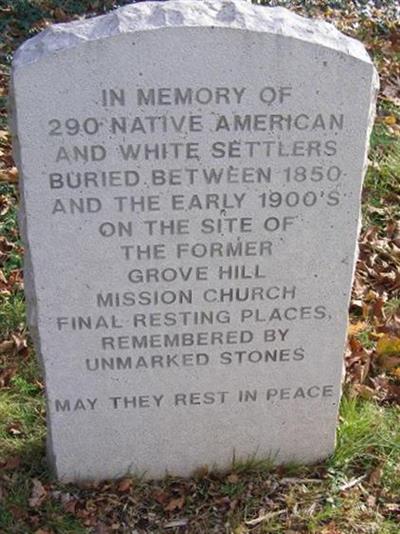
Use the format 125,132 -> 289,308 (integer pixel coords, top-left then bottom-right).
10,0 -> 377,481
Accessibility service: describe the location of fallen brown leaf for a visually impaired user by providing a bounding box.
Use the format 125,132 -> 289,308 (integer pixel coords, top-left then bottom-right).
29,479 -> 47,508
0,166 -> 18,183
164,496 -> 185,512
227,473 -> 240,484
116,478 -> 132,492
369,466 -> 383,485
0,455 -> 21,470
0,339 -> 14,354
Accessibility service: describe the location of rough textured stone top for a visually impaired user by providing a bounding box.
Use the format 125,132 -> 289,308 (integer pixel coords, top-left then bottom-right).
13,0 -> 372,67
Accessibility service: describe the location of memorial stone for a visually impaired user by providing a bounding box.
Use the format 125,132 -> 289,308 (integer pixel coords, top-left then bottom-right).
10,0 -> 378,481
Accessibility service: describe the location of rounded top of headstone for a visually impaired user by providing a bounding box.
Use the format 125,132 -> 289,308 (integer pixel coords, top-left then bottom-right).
13,0 -> 372,68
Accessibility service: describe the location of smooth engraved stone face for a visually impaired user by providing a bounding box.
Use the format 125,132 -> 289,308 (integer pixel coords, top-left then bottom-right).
11,0 -> 378,481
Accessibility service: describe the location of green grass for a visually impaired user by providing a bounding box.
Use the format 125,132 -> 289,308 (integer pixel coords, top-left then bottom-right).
363,97 -> 400,227
0,184 -> 23,280
1,392 -> 399,533
231,454 -> 276,475
0,474 -> 86,534
332,398 -> 400,482
356,328 -> 375,350
362,116 -> 400,228
385,298 -> 400,317
0,293 -> 26,337
0,384 -> 44,460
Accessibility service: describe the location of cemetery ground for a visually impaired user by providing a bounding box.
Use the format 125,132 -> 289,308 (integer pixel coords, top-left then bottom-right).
0,0 -> 399,532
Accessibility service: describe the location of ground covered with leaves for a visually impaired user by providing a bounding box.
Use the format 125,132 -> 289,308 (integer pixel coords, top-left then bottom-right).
0,1 -> 400,532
